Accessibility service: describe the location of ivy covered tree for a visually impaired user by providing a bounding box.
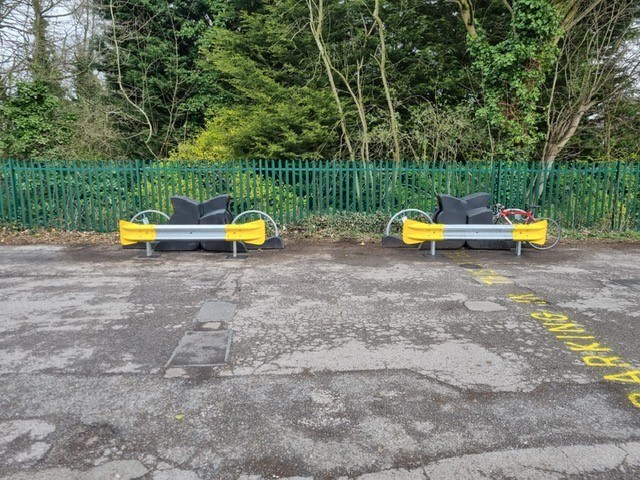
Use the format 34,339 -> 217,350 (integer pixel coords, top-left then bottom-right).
454,0 -> 562,160
0,0 -> 74,158
0,81 -> 74,158
455,0 -> 639,163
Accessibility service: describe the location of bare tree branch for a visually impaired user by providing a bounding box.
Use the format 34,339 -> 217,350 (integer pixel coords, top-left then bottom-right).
108,0 -> 156,158
306,0 -> 356,161
542,0 -> 639,165
372,0 -> 400,162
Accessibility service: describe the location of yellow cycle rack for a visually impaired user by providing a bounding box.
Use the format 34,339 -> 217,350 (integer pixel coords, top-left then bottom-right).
119,209 -> 277,258
402,218 -> 547,256
119,219 -> 266,246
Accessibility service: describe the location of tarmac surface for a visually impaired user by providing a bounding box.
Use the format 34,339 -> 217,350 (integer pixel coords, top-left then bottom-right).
1,240 -> 639,479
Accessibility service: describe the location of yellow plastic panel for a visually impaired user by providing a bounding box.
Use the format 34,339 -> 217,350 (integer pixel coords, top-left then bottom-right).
513,220 -> 547,245
225,219 -> 266,245
402,219 -> 445,245
119,220 -> 156,246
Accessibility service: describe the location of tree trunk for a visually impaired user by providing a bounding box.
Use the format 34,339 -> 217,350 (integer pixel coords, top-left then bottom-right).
534,103 -> 594,201
455,0 -> 477,37
307,0 -> 355,161
373,0 -> 400,162
31,0 -> 48,82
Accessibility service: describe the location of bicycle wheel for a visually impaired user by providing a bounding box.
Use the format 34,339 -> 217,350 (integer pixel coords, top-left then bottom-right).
528,217 -> 561,250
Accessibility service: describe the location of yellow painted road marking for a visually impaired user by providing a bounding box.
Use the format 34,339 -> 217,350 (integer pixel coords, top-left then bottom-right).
508,293 -> 548,305
604,371 -> 640,384
555,335 -> 595,340
441,251 -> 639,409
530,311 -> 569,322
583,356 -> 631,368
475,275 -> 512,285
547,323 -> 586,333
523,305 -> 639,409
565,341 -> 612,352
443,253 -> 512,285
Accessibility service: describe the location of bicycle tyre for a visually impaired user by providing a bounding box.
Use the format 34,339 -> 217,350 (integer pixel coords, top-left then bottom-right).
528,217 -> 561,250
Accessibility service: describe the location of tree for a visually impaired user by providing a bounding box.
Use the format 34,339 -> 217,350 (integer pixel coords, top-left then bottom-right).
175,3 -> 339,160
305,0 -> 472,161
454,0 -> 640,163
1,0 -> 84,93
567,91 -> 640,162
0,81 -> 74,158
97,0 -> 253,158
0,0 -> 77,158
454,0 -> 562,160
542,0 -> 640,165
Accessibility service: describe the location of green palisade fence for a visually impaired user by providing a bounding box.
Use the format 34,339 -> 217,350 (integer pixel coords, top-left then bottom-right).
1,159 -> 639,232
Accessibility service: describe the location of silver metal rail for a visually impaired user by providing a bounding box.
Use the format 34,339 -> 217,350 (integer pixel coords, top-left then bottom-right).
400,219 -> 544,256
128,208 -> 276,258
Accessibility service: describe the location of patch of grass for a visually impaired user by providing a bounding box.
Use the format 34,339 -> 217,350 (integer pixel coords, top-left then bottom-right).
285,212 -> 389,241
285,214 -> 640,244
0,225 -> 117,245
2,217 -> 639,245
563,228 -> 640,242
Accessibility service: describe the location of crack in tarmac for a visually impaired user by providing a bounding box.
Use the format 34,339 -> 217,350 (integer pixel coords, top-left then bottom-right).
2,243 -> 640,478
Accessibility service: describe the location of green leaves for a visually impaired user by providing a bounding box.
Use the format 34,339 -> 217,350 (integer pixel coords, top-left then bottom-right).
176,1 -> 338,160
97,0 -> 239,158
173,88 -> 338,160
466,0 -> 562,160
0,82 -> 74,159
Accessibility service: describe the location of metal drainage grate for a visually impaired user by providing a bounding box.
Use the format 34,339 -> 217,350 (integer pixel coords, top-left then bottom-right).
166,330 -> 233,367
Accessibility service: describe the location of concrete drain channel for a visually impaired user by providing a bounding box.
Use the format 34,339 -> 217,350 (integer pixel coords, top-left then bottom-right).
166,301 -> 236,368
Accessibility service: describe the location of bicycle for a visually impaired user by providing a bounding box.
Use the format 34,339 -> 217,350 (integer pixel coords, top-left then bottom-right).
493,203 -> 562,250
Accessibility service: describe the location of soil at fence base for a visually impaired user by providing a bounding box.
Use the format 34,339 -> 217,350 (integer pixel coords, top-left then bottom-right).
1,226 -> 638,250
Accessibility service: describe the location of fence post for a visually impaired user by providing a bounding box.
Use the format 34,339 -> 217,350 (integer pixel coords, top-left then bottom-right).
135,159 -> 143,213
0,161 -> 5,221
8,158 -> 19,223
611,160 -> 622,230
496,161 -> 503,204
